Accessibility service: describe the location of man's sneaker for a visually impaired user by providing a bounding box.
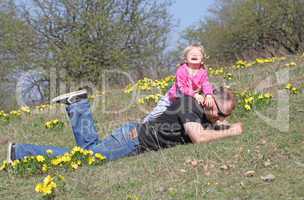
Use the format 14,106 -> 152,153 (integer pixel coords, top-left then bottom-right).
77,86 -> 93,95
7,142 -> 16,163
51,89 -> 88,105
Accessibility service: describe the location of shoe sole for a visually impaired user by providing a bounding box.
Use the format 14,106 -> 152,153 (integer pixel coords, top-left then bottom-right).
7,142 -> 12,163
51,89 -> 87,104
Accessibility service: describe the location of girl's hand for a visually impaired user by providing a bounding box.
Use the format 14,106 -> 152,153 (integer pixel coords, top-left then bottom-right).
203,94 -> 215,108
194,93 -> 205,105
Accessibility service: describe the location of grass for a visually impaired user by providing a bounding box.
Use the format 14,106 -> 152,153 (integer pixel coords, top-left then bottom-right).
0,55 -> 304,199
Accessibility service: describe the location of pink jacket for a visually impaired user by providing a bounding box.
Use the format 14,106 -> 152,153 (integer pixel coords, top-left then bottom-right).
168,63 -> 213,100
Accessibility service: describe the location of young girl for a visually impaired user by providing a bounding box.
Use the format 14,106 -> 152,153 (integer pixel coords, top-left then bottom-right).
143,44 -> 215,123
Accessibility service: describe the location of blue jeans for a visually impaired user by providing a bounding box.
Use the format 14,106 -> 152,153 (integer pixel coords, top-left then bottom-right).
15,99 -> 140,161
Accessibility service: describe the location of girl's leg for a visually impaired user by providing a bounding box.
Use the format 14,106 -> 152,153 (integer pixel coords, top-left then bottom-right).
15,144 -> 69,160
142,94 -> 171,123
65,99 -> 99,149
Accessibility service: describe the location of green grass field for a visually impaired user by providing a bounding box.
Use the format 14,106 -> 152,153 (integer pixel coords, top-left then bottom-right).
0,55 -> 304,200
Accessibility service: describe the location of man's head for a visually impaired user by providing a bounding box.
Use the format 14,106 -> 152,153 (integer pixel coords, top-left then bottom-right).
205,87 -> 236,123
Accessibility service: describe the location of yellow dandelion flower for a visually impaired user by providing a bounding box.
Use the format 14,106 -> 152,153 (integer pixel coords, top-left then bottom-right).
42,164 -> 48,172
88,156 -> 95,165
285,83 -> 293,90
51,158 -> 62,166
36,155 -> 45,162
77,160 -> 82,165
264,58 -> 274,63
244,104 -> 251,110
244,96 -> 254,104
88,95 -> 95,100
264,93 -> 272,98
258,94 -> 264,99
236,60 -> 247,67
35,183 -> 43,193
137,98 -> 145,104
285,62 -> 296,67
61,154 -> 71,163
291,87 -> 299,94
58,175 -> 65,181
35,177 -> 57,196
71,162 -> 79,170
0,161 -> 8,171
247,62 -> 255,67
10,110 -> 21,117
84,150 -> 94,156
49,181 -> 57,189
71,146 -> 82,153
45,121 -> 52,129
95,153 -> 106,161
20,106 -> 31,114
42,187 -> 52,195
46,149 -> 53,155
43,175 -> 53,185
12,160 -> 20,168
255,58 -> 264,64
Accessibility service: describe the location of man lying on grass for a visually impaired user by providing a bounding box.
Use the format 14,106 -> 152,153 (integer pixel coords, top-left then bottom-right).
6,87 -> 243,162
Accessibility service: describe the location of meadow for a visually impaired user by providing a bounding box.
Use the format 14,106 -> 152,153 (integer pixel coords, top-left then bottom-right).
0,55 -> 304,200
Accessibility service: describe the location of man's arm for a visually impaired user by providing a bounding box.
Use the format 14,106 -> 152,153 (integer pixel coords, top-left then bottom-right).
184,122 -> 243,144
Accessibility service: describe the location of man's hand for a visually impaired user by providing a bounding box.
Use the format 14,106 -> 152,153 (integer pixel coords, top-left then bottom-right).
229,122 -> 244,136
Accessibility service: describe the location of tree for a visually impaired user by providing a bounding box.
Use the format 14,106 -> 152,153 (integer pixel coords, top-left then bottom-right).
0,0 -> 173,108
0,1 -> 38,109
19,0 -> 173,83
183,0 -> 304,63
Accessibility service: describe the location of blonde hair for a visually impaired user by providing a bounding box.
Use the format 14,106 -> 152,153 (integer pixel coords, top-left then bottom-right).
182,43 -> 207,65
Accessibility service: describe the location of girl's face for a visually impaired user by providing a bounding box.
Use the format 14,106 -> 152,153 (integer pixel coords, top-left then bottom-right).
185,47 -> 203,65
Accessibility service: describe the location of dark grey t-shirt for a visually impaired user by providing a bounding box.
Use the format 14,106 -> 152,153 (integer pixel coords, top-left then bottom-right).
138,95 -> 211,152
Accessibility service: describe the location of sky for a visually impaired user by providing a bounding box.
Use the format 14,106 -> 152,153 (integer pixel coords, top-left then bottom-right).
168,0 -> 215,49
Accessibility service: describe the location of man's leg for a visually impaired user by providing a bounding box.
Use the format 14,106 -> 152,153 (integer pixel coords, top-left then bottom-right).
89,122 -> 140,160
14,96 -> 139,160
14,123 -> 140,161
15,144 -> 69,160
13,98 -> 96,160
65,99 -> 99,149
66,98 -> 140,160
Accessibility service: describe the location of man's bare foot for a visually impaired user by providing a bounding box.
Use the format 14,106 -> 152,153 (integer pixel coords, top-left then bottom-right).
0,138 -> 9,145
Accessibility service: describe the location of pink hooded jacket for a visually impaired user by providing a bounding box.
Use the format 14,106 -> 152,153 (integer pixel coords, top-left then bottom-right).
168,63 -> 213,100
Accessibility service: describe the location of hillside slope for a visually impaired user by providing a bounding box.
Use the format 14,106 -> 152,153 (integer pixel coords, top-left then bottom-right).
0,55 -> 303,200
